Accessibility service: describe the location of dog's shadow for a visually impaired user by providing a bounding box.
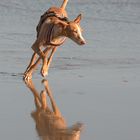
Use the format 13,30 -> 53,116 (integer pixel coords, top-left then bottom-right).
24,79 -> 83,140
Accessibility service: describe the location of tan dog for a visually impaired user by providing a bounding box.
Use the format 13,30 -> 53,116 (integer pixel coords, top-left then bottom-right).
25,79 -> 83,140
24,0 -> 86,81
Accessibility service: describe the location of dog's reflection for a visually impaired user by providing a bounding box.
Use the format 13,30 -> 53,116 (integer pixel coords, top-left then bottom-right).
25,79 -> 83,140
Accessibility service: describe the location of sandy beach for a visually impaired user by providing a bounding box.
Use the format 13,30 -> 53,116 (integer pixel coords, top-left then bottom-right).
0,0 -> 140,140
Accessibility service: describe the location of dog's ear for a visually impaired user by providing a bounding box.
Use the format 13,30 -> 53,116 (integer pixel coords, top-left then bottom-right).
74,14 -> 82,24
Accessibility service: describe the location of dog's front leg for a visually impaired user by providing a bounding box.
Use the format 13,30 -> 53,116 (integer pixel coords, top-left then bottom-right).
41,55 -> 49,77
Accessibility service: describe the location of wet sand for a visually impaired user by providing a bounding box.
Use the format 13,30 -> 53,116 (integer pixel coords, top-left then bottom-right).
0,0 -> 140,140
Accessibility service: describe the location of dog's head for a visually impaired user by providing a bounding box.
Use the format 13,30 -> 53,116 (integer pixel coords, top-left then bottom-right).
65,14 -> 86,45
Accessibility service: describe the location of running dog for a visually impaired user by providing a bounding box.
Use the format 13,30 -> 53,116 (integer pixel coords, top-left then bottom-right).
24,0 -> 86,81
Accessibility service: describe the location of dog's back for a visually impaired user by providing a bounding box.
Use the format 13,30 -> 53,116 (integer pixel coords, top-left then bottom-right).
47,7 -> 68,17
36,1 -> 68,38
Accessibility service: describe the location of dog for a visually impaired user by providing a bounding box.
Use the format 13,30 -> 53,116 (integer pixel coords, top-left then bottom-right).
25,79 -> 83,140
24,0 -> 86,81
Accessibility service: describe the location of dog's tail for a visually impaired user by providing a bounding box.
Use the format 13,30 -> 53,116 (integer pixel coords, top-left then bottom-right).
60,0 -> 68,10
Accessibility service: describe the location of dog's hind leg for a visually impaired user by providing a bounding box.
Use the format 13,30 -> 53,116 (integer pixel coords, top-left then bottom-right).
24,52 -> 38,75
23,41 -> 43,80
47,47 -> 57,69
31,41 -> 46,59
41,47 -> 56,77
41,47 -> 57,77
41,55 -> 48,77
46,47 -> 57,73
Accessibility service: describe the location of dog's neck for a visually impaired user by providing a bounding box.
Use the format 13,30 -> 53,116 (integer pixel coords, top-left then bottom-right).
52,21 -> 68,39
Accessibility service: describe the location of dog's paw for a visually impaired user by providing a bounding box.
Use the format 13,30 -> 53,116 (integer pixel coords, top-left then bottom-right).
23,72 -> 32,82
41,67 -> 48,77
41,70 -> 48,77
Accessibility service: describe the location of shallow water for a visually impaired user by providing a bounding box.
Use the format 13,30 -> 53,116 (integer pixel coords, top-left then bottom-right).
0,0 -> 140,140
